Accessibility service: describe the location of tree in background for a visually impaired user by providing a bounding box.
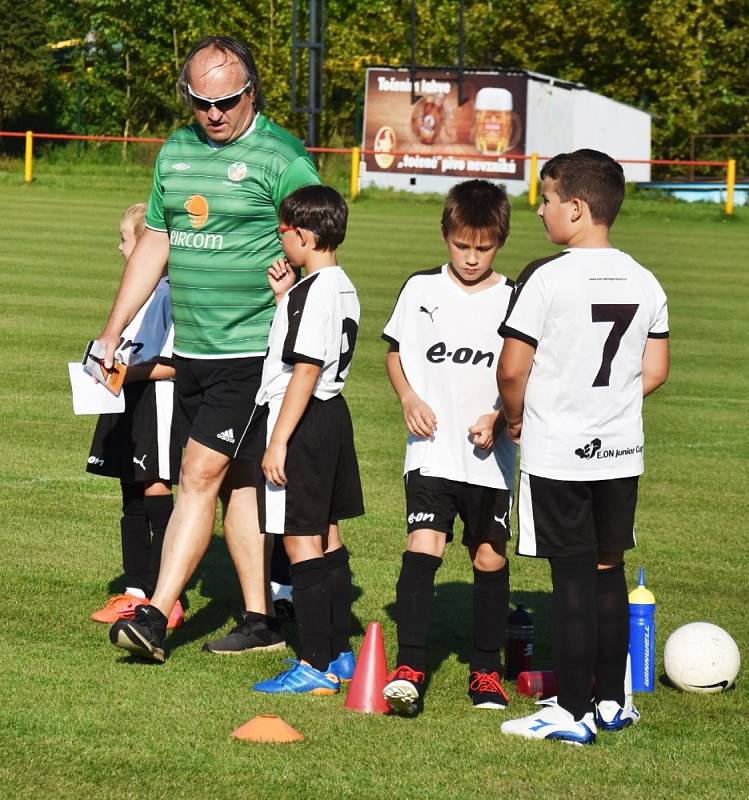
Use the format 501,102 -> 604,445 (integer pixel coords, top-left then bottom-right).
0,0 -> 53,133
13,0 -> 749,168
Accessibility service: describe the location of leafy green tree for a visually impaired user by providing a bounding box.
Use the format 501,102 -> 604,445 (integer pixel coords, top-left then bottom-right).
0,0 -> 52,131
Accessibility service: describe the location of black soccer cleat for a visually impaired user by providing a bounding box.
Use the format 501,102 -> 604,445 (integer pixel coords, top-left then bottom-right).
109,604 -> 167,663
468,668 -> 510,709
383,664 -> 426,717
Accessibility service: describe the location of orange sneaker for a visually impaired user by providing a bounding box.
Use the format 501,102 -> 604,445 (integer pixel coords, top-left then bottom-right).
91,594 -> 150,623
167,599 -> 185,629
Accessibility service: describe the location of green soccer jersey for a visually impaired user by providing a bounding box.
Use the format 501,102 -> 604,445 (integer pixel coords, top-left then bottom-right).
145,115 -> 320,357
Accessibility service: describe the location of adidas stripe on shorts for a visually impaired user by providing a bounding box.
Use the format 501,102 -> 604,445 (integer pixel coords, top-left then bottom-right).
256,395 -> 364,536
173,355 -> 264,459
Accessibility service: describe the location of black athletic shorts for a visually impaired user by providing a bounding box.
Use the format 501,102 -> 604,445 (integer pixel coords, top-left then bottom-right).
87,380 -> 181,483
404,469 -> 513,547
256,395 -> 365,536
517,471 -> 639,558
173,355 -> 263,459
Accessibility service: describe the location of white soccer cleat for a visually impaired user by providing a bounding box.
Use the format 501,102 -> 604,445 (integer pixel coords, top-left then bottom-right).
500,697 -> 597,746
594,699 -> 641,731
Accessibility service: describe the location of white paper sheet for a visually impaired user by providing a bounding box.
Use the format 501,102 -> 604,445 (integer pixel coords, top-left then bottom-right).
68,362 -> 126,415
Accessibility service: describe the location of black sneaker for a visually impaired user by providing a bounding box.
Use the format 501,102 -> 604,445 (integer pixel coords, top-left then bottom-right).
202,613 -> 286,654
468,668 -> 509,709
383,665 -> 426,716
109,604 -> 167,663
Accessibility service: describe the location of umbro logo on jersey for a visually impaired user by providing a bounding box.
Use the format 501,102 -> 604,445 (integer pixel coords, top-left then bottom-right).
408,511 -> 435,524
87,456 -> 104,467
494,511 -> 508,528
217,429 -> 236,444
574,438 -> 602,459
171,162 -> 191,170
419,305 -> 438,322
133,454 -> 148,471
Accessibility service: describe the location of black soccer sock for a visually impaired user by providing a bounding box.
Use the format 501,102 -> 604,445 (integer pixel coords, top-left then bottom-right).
143,493 -> 173,598
290,557 -> 332,672
270,533 -> 292,586
549,551 -> 598,720
324,546 -> 353,659
120,482 -> 151,594
395,551 -> 443,672
595,562 -> 629,705
471,562 -> 510,674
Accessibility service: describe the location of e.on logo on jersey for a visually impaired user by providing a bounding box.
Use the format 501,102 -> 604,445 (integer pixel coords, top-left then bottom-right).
184,195 -> 209,229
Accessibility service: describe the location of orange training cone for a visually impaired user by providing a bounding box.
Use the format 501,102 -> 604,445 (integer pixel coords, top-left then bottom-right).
232,714 -> 304,743
344,621 -> 390,714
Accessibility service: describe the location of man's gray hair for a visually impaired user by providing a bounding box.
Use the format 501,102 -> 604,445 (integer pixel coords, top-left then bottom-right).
178,36 -> 265,112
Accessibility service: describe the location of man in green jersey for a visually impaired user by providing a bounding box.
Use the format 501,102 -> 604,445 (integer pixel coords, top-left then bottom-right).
100,36 -> 320,662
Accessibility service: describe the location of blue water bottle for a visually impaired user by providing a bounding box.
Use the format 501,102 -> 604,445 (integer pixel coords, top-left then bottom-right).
628,567 -> 656,692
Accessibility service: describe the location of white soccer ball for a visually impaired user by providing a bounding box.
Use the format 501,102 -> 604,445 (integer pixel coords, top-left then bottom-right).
664,622 -> 740,693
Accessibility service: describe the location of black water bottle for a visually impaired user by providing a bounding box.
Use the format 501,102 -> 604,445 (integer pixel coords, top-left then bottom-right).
505,604 -> 533,680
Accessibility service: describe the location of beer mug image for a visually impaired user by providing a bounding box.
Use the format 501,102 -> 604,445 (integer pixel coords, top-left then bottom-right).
473,88 -> 522,154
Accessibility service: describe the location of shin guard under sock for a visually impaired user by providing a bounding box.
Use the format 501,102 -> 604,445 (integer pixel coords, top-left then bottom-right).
549,551 -> 598,720
471,562 -> 510,673
290,557 -> 332,672
395,551 -> 442,672
143,494 -> 173,597
595,562 -> 629,705
120,483 -> 151,594
324,546 -> 353,659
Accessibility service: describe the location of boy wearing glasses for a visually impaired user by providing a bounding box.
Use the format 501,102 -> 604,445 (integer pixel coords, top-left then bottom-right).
107,36 -> 318,663
249,185 -> 364,695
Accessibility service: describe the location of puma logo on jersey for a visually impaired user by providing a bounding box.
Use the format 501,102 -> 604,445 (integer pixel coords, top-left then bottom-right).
408,511 -> 435,524
494,511 -> 508,528
419,305 -> 438,322
575,438 -> 602,459
133,454 -> 148,471
217,429 -> 236,444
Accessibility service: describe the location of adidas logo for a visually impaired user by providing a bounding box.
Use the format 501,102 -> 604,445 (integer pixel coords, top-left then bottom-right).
217,428 -> 236,444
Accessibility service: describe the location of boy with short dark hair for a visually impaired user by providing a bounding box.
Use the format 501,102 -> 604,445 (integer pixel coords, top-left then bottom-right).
498,149 -> 669,745
249,184 -> 364,695
381,179 -> 516,716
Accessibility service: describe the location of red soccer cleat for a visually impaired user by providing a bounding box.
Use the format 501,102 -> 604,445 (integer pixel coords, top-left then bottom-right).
91,594 -> 150,624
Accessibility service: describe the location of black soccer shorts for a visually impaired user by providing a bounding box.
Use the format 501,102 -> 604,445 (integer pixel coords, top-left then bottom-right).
257,395 -> 364,536
173,355 -> 263,459
404,469 -> 512,547
517,471 -> 639,558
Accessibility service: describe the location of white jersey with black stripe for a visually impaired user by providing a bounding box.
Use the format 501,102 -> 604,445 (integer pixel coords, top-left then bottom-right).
500,248 -> 669,480
383,265 -> 515,489
256,266 -> 360,406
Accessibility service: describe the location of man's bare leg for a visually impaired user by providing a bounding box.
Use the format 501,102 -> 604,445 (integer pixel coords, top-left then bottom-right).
149,438 -> 230,617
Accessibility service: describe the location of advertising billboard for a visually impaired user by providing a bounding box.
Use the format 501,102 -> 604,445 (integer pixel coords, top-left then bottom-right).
362,68 -> 528,181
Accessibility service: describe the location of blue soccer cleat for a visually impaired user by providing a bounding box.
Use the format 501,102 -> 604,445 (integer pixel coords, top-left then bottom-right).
328,650 -> 356,683
253,660 -> 340,695
500,697 -> 597,746
595,699 -> 641,731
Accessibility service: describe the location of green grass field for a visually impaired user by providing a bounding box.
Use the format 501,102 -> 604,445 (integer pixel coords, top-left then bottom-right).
1,162 -> 747,799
